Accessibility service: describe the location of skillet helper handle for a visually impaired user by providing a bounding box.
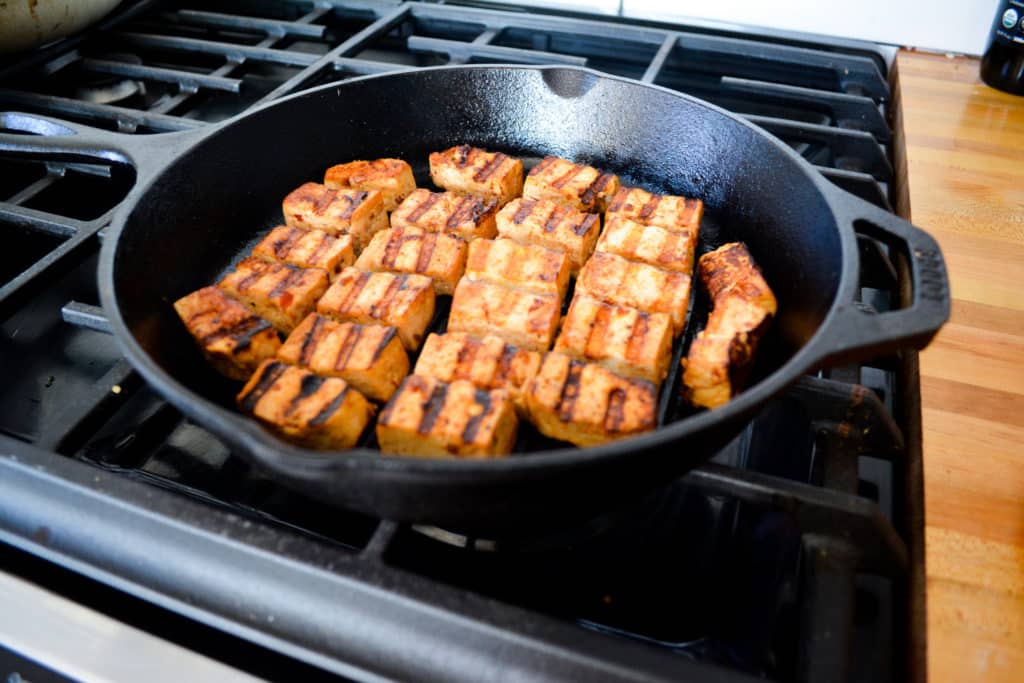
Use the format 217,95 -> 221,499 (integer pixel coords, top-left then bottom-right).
818,200 -> 950,366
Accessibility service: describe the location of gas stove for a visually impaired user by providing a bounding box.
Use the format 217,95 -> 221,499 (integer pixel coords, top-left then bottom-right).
0,2 -> 924,681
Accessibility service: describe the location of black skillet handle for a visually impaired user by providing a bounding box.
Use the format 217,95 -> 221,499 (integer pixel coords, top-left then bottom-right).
813,195 -> 950,366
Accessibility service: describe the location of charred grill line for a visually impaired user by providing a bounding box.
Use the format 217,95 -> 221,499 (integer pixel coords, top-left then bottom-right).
461,390 -> 493,444
407,192 -> 441,223
417,382 -> 449,435
238,361 -> 288,413
299,315 -> 327,365
308,385 -> 350,427
556,360 -> 584,422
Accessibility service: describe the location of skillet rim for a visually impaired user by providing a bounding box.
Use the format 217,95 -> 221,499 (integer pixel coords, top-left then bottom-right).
97,63 -> 861,477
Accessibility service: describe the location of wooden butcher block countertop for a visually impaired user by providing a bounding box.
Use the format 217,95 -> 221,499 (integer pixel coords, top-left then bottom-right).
895,50 -> 1024,682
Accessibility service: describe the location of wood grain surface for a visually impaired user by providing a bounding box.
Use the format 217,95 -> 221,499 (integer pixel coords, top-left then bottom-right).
895,49 -> 1024,682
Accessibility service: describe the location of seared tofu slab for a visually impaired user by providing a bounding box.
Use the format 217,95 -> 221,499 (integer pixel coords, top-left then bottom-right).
464,237 -> 570,300
428,145 -> 524,206
576,251 -> 692,335
355,227 -> 467,295
606,186 -> 703,233
282,182 -> 386,250
174,286 -> 281,381
554,296 -> 673,384
448,279 -> 560,352
525,353 -> 657,447
414,332 -> 541,413
391,189 -> 499,241
252,225 -> 354,281
218,257 -> 328,335
597,214 -> 698,275
522,156 -> 619,213
698,241 -> 777,312
277,314 -> 409,402
324,158 -> 415,212
237,359 -> 374,450
377,376 -> 518,458
495,197 -> 601,273
316,267 -> 435,351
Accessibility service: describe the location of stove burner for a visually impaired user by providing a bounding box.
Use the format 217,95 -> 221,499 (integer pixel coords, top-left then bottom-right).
73,54 -> 145,105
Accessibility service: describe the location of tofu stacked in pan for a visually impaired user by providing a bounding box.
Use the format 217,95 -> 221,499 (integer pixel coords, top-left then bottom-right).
175,144 -> 772,460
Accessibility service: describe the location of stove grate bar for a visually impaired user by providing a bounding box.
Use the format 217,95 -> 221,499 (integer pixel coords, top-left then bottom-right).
641,33 -> 679,83
79,58 -> 244,94
407,35 -> 589,66
163,9 -> 329,39
0,202 -> 87,238
0,89 -> 201,133
61,301 -> 111,334
330,57 -> 411,76
816,166 -> 892,210
114,33 -> 321,68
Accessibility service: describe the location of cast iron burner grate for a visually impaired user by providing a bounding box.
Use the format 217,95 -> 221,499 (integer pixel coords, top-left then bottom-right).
0,2 -> 923,682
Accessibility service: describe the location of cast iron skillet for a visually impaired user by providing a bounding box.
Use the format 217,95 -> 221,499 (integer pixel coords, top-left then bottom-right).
0,66 -> 949,535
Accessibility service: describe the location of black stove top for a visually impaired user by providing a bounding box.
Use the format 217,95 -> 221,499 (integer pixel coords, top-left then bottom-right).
0,2 -> 924,681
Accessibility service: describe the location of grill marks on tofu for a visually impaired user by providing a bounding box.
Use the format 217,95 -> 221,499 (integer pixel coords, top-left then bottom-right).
495,197 -> 600,273
597,214 -> 698,275
576,251 -> 692,336
428,145 -> 524,206
465,238 -> 570,300
448,279 -> 561,352
554,296 -> 673,384
174,286 -> 281,381
522,156 -> 620,213
277,314 -> 409,402
525,353 -> 657,447
414,332 -> 541,413
282,182 -> 386,250
683,243 -> 777,410
237,360 -> 374,450
391,189 -> 499,241
316,267 -> 435,351
377,376 -> 518,458
324,158 -> 415,212
606,186 -> 703,233
218,257 -> 328,334
355,227 -> 467,295
252,226 -> 354,281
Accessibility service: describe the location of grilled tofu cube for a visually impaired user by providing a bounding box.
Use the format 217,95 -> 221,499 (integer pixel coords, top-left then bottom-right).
448,279 -> 560,352
324,158 -> 416,212
428,145 -> 523,206
495,197 -> 601,273
218,257 -> 328,334
355,227 -> 467,295
282,182 -> 387,249
698,242 -> 777,314
377,376 -> 518,458
576,252 -> 692,335
464,238 -> 570,300
277,314 -> 409,402
251,225 -> 354,281
414,332 -> 541,413
525,353 -> 657,447
390,189 -> 499,241
597,214 -> 698,275
173,286 -> 281,381
237,360 -> 374,450
554,296 -> 673,384
316,268 -> 435,351
522,156 -> 619,213
606,186 -> 703,233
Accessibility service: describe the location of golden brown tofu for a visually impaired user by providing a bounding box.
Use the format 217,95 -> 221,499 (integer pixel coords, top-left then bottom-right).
281,182 -> 387,250
554,296 -> 673,384
218,257 -> 328,335
324,158 -> 416,212
698,242 -> 777,313
428,145 -> 523,206
576,252 -> 692,336
251,225 -> 354,281
597,214 -> 698,275
316,268 -> 435,351
237,359 -> 374,450
448,279 -> 560,352
606,186 -> 703,233
354,227 -> 467,295
525,353 -> 657,447
522,156 -> 620,213
173,286 -> 281,381
277,314 -> 409,402
377,376 -> 518,458
414,332 -> 541,413
495,197 -> 601,273
464,238 -> 570,300
390,189 -> 499,241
